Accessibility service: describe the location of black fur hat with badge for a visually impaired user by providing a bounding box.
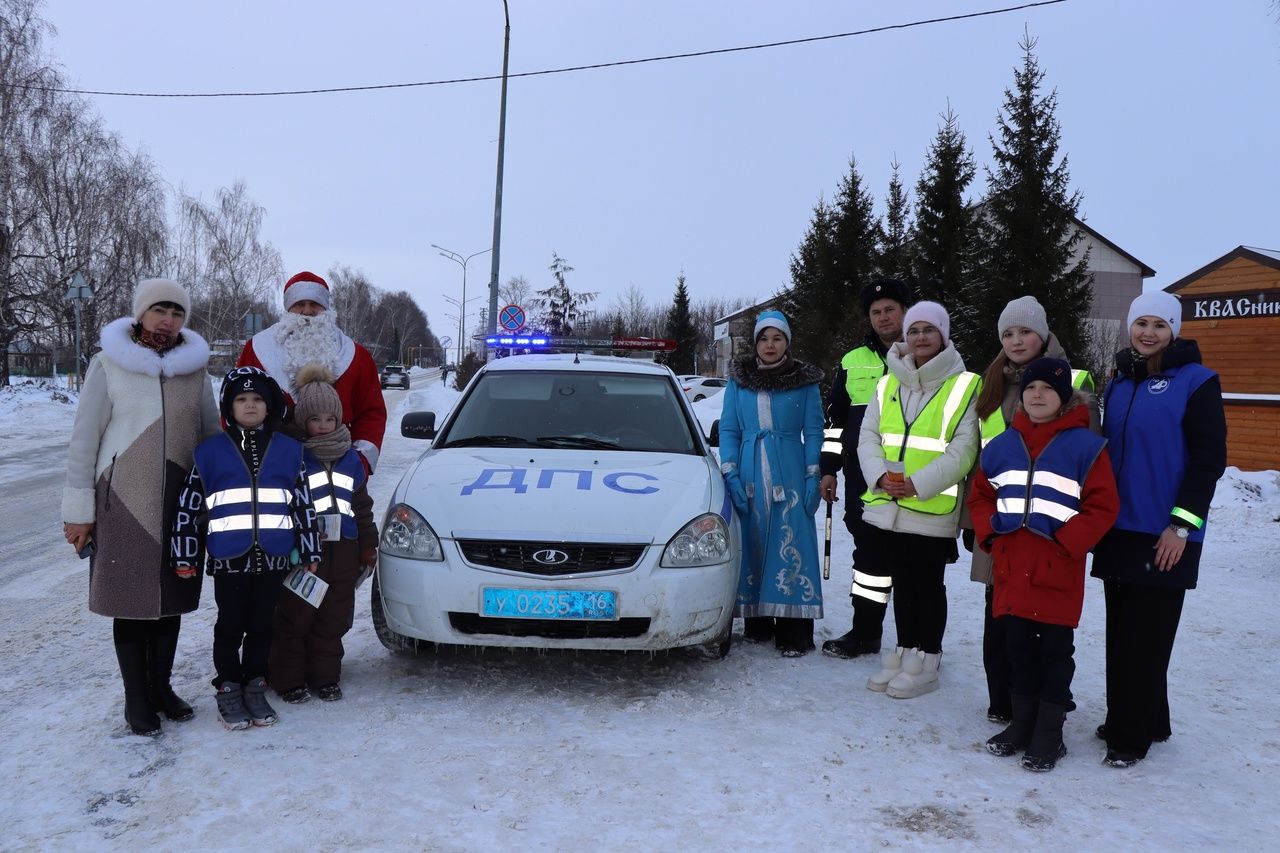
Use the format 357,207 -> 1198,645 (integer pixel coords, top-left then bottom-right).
220,366 -> 287,427
858,278 -> 913,315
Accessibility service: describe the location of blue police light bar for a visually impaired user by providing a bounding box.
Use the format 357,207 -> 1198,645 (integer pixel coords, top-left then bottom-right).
484,335 -> 549,347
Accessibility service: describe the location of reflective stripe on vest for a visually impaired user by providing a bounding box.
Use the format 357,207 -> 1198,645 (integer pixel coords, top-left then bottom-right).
842,346 -> 888,406
978,367 -> 1095,448
305,450 -> 367,540
981,427 -> 1105,539
193,432 -> 304,559
863,370 -> 980,515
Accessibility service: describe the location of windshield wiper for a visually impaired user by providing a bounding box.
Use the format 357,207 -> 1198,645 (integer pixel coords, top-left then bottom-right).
536,435 -> 622,450
441,434 -> 537,448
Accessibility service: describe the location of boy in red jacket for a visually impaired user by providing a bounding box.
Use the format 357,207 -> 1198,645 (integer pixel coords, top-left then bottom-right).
968,358 -> 1119,771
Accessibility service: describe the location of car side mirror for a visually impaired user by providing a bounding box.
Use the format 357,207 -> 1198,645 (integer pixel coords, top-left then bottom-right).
707,419 -> 719,448
401,411 -> 436,440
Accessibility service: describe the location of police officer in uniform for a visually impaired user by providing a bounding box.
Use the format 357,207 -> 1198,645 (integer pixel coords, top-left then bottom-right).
819,279 -> 911,658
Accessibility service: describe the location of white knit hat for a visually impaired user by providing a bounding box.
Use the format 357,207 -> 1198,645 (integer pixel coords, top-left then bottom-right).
131,278 -> 191,322
1126,291 -> 1182,337
902,300 -> 950,347
998,295 -> 1049,341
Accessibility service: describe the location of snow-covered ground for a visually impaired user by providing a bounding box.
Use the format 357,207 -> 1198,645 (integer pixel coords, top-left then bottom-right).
1,372 -> 1277,850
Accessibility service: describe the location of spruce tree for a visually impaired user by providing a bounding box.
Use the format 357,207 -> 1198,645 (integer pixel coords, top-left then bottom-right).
913,105 -> 979,352
533,252 -> 597,336
663,273 -> 698,374
974,35 -> 1092,370
879,159 -> 915,282
779,156 -> 880,374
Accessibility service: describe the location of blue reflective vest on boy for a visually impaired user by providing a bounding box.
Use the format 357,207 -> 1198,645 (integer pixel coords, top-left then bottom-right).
981,427 -> 1106,540
193,432 -> 305,559
305,448 -> 367,540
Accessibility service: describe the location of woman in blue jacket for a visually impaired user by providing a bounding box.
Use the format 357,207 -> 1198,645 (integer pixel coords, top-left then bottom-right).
719,311 -> 825,656
1092,292 -> 1226,768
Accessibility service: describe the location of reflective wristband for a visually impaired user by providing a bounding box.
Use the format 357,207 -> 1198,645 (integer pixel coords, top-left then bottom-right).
1170,507 -> 1204,530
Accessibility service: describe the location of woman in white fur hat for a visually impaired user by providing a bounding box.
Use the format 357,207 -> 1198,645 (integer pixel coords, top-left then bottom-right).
61,278 -> 220,737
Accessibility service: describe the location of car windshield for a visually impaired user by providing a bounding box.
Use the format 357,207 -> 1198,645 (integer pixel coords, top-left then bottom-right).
439,369 -> 699,454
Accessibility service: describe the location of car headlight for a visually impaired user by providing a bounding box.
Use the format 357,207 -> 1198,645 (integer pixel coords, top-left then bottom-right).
661,513 -> 731,567
380,503 -> 444,561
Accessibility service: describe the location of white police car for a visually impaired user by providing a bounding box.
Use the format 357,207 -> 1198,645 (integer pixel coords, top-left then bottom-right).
372,354 -> 739,658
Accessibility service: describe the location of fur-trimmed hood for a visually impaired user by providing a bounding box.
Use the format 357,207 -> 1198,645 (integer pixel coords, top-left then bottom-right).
729,355 -> 824,392
98,317 -> 211,378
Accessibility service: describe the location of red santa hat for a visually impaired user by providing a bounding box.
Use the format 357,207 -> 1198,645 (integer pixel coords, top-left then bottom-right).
283,270 -> 331,311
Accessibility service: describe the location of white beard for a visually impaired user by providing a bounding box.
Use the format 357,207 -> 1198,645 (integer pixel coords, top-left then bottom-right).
274,310 -> 347,388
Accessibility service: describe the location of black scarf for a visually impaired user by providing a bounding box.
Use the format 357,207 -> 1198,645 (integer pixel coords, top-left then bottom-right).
730,354 -> 824,392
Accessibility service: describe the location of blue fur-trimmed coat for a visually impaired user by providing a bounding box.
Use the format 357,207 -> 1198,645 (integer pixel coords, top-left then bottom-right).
719,356 -> 825,619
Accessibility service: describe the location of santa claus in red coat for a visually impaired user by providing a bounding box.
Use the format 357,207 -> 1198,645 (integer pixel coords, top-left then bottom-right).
237,270 -> 387,473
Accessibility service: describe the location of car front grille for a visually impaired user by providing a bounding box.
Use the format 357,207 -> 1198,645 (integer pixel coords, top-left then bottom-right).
456,540 -> 647,575
449,613 -> 650,639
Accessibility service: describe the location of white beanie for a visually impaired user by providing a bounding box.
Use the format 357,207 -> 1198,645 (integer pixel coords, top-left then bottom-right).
902,300 -> 950,347
1126,291 -> 1182,337
132,278 -> 191,322
998,295 -> 1049,341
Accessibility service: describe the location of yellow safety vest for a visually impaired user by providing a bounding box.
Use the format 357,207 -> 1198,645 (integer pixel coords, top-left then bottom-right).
864,370 -> 980,515
978,368 -> 1095,448
842,346 -> 888,406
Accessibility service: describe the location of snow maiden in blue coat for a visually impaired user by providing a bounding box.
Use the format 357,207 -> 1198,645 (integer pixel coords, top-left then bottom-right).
719,311 -> 826,656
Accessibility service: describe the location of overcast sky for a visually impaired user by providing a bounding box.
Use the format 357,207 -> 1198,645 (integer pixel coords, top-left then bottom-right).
39,1 -> 1280,343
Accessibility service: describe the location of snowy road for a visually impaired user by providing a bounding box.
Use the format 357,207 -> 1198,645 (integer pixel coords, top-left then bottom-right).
1,377 -> 1277,850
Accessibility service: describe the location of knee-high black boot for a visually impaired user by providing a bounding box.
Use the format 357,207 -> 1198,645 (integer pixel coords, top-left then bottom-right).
148,617 -> 193,722
986,693 -> 1037,757
113,621 -> 161,736
1022,701 -> 1068,772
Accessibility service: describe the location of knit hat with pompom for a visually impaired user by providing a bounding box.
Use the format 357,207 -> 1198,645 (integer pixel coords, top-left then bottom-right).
292,362 -> 343,426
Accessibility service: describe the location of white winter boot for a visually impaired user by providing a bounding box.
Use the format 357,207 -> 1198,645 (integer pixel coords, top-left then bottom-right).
867,646 -> 907,693
887,650 -> 941,699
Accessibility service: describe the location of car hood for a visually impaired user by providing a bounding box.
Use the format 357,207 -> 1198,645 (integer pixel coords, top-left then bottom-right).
394,447 -> 726,543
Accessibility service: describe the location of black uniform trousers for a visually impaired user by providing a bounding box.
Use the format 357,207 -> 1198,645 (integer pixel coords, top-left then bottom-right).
1102,579 -> 1183,758
1003,615 -> 1075,707
983,585 -> 1012,718
212,570 -> 288,688
843,465 -> 891,643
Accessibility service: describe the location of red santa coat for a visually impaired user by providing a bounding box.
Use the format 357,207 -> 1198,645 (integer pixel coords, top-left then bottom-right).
237,330 -> 387,473
967,403 -> 1119,628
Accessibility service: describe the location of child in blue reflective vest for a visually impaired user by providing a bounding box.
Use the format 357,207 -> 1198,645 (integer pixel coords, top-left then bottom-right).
967,358 -> 1119,772
172,366 -> 322,730
269,364 -> 378,704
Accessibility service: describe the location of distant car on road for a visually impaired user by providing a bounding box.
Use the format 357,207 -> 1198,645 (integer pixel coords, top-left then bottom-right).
679,375 -> 727,402
380,363 -> 410,390
373,353 -> 740,659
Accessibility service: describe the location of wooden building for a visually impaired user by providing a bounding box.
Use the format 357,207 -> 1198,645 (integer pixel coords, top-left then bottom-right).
1166,245 -> 1280,471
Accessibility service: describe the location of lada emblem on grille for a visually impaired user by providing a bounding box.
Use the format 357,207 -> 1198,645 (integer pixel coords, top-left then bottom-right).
531,548 -> 570,565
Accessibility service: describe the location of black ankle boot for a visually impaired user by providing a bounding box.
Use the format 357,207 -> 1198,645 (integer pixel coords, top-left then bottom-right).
986,693 -> 1037,757
148,629 -> 193,722
1021,701 -> 1068,772
114,638 -> 161,736
821,629 -> 880,659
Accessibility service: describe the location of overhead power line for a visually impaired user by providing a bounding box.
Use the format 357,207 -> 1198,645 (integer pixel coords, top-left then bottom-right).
19,0 -> 1066,98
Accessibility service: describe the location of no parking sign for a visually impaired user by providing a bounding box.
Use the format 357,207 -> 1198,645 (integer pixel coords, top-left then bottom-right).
498,304 -> 526,332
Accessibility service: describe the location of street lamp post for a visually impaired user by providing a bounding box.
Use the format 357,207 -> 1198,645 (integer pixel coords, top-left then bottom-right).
63,272 -> 94,389
486,1 -> 511,341
432,244 -> 491,366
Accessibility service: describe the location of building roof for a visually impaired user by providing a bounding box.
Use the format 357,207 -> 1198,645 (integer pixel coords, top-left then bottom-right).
714,295 -> 780,326
1164,245 -> 1280,293
1073,216 -> 1156,278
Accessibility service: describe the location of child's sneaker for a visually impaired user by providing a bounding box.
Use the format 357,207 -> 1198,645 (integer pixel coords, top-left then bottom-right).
279,686 -> 312,704
216,683 -> 252,731
316,683 -> 343,702
243,677 -> 278,726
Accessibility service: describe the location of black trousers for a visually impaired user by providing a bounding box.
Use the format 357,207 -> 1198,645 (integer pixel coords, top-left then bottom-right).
1003,615 -> 1076,707
844,492 -> 891,643
864,526 -> 950,654
113,615 -> 180,644
983,586 -> 1012,717
212,571 -> 287,688
1102,580 -> 1184,757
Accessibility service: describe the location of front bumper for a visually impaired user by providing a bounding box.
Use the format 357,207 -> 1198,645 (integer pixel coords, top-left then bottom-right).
376,542 -> 737,651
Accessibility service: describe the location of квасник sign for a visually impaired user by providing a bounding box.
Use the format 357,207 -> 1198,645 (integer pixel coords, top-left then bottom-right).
1186,290 -> 1280,320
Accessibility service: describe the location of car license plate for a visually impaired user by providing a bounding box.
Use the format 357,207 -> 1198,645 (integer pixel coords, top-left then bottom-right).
482,588 -> 617,620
